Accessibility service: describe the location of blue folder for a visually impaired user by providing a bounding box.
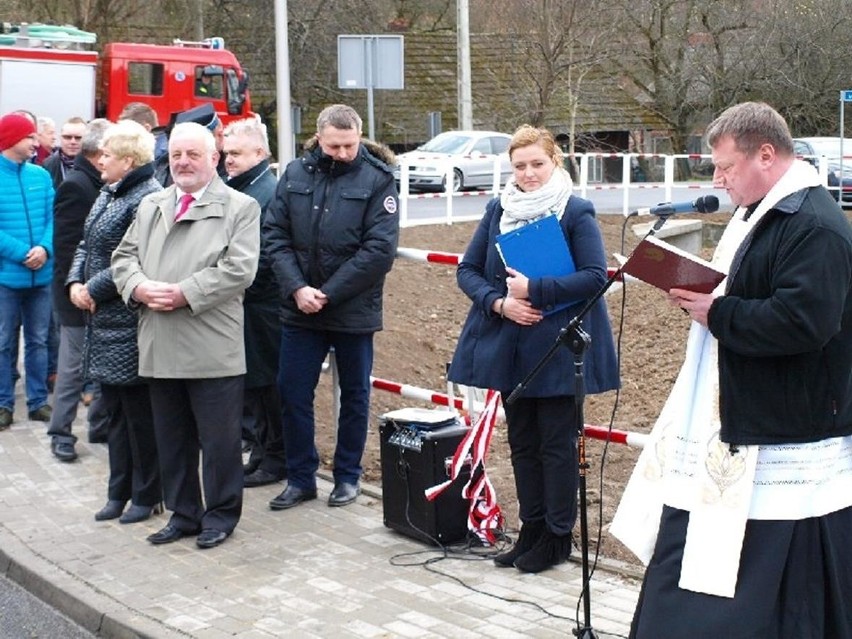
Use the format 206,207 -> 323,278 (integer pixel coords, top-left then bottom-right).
495,214 -> 577,315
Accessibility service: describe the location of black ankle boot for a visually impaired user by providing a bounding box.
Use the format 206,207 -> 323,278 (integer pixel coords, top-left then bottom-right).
514,527 -> 573,573
94,500 -> 126,521
493,519 -> 545,568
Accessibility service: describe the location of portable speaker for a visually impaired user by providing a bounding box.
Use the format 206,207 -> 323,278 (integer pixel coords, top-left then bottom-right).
379,418 -> 471,545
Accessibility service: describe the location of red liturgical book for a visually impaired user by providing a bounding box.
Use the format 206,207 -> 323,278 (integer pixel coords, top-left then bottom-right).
622,234 -> 726,294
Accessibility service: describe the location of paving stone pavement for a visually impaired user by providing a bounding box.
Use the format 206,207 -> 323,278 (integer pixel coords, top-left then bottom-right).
0,402 -> 643,638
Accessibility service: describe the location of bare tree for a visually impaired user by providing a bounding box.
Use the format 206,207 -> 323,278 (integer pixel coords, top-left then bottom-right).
471,0 -> 622,156
614,0 -> 852,176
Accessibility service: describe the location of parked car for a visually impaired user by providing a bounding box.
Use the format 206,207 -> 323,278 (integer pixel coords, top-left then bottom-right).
793,137 -> 852,204
394,130 -> 512,193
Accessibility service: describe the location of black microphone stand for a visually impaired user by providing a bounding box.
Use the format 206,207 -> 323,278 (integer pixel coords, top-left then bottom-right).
505,213 -> 672,638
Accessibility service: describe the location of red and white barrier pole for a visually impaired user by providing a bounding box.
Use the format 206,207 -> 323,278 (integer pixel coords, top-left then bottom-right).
395,247 -> 622,279
369,373 -> 646,448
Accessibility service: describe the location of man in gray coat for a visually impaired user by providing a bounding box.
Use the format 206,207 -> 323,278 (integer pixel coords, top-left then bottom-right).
112,122 -> 260,549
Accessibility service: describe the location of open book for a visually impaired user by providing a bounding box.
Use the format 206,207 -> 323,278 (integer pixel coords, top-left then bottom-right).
621,234 -> 726,294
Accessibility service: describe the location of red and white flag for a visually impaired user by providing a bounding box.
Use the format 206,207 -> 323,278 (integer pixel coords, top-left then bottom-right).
425,389 -> 504,544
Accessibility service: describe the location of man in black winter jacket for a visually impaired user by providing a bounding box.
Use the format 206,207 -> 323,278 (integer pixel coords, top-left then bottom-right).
46,118 -> 112,462
222,117 -> 287,487
263,104 -> 399,510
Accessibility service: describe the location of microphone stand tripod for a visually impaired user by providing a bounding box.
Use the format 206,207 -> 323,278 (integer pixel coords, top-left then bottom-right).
505,214 -> 671,638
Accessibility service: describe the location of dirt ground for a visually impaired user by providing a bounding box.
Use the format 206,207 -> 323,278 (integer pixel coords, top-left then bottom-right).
313,211 -> 737,567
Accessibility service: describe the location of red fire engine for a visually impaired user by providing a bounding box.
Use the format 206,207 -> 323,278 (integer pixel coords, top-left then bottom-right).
0,22 -> 255,128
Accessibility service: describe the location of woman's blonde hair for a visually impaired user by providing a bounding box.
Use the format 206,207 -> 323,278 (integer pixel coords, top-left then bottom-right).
100,119 -> 155,167
508,124 -> 563,166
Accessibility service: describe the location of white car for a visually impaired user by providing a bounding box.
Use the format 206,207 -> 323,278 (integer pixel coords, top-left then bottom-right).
394,130 -> 512,193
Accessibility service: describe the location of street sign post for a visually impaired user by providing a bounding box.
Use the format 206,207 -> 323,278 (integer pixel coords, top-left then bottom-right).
338,35 -> 404,140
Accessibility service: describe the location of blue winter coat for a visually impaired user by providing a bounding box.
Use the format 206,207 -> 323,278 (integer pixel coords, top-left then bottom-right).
0,154 -> 54,289
448,196 -> 620,397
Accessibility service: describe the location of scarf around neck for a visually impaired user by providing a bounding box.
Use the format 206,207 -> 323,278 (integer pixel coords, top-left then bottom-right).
498,166 -> 573,233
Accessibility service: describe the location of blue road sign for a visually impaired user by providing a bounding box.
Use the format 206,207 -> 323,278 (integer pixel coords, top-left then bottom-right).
843,90 -> 852,102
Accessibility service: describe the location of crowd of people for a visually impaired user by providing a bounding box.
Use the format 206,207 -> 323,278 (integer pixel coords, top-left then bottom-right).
0,102 -> 399,551
3,96 -> 852,635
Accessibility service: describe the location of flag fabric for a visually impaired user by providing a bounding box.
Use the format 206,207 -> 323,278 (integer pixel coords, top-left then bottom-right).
425,389 -> 504,544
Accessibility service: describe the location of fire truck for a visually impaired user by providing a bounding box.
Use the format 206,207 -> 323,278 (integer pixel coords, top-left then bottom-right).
0,22 -> 255,128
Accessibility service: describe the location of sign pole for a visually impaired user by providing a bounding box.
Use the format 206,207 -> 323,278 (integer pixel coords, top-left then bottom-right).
365,38 -> 376,140
338,35 -> 404,143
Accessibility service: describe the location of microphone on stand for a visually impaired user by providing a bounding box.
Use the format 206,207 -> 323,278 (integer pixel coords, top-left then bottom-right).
627,195 -> 720,217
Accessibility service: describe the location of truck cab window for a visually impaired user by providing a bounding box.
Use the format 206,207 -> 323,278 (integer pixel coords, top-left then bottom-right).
195,65 -> 223,99
128,62 -> 164,96
226,68 -> 248,115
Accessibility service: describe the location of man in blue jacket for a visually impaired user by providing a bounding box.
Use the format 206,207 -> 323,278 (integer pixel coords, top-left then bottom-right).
263,104 -> 399,509
0,113 -> 54,430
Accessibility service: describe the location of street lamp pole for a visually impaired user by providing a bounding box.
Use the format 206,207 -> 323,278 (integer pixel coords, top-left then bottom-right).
275,0 -> 294,164
457,0 -> 473,130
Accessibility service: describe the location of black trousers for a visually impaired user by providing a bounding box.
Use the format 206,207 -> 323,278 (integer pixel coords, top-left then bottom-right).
148,376 -> 244,534
244,384 -> 286,476
630,505 -> 852,639
502,395 -> 578,535
101,382 -> 161,507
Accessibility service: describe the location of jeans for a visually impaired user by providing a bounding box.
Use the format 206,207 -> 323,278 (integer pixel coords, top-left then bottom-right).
0,285 -> 51,412
278,326 -> 374,490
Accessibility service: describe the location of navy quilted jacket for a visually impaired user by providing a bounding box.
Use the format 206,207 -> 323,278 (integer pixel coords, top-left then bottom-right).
67,163 -> 161,385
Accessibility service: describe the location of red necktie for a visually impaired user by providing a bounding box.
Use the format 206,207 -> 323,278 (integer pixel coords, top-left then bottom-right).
175,193 -> 195,221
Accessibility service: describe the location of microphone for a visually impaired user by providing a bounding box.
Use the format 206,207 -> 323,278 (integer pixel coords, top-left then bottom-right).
628,195 -> 720,217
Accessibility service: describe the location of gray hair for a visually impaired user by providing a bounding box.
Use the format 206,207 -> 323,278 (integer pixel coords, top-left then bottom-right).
223,117 -> 270,157
316,104 -> 362,135
81,118 -> 112,156
705,102 -> 794,157
170,122 -> 217,155
37,116 -> 55,131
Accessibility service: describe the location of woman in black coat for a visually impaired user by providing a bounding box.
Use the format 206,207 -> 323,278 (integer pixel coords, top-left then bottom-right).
448,125 -> 619,573
68,120 -> 163,524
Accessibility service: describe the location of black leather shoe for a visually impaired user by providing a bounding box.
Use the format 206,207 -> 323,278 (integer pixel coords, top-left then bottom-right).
196,528 -> 230,549
328,481 -> 360,507
147,523 -> 199,545
94,500 -> 126,521
244,468 -> 284,488
88,427 -> 108,444
269,485 -> 317,510
119,503 -> 162,524
51,440 -> 78,462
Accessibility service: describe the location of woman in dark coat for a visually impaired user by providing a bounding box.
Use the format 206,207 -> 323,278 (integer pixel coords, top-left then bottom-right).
68,120 -> 163,524
448,124 -> 619,573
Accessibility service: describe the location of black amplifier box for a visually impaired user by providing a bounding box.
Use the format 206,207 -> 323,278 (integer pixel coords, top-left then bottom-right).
379,418 -> 470,545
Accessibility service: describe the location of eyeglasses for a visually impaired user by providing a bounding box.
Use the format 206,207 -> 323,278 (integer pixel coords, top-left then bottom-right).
62,135 -> 82,140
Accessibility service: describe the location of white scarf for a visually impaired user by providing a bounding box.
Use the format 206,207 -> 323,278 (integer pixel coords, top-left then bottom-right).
611,160 -> 827,598
498,167 -> 573,234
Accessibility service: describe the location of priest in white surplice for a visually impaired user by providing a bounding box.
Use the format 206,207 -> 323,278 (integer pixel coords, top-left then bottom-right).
613,102 -> 852,639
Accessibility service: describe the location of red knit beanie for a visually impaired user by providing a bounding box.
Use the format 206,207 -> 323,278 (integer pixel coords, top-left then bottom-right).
0,113 -> 37,151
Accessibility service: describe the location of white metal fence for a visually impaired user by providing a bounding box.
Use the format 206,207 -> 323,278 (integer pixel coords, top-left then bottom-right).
396,151 -> 850,225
